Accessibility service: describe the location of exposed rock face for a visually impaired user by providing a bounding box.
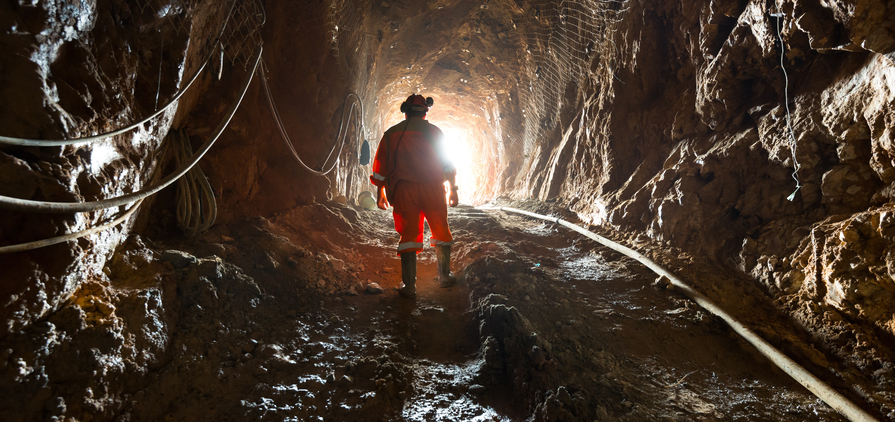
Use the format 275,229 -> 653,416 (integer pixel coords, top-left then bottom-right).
3,0 -> 895,418
552,0 -> 895,343
0,0 -> 187,335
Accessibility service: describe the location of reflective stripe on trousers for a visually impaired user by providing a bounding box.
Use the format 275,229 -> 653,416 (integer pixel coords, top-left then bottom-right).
391,180 -> 453,254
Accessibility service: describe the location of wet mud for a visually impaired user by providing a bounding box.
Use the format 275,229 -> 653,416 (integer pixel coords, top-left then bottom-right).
111,200 -> 858,421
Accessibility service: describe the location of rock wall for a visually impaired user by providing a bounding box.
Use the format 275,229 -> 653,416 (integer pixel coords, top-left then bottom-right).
3,0 -> 895,417
0,0 -> 194,337
526,0 -> 895,350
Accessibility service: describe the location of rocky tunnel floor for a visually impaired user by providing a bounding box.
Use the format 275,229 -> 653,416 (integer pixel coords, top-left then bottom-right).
4,200 -> 884,421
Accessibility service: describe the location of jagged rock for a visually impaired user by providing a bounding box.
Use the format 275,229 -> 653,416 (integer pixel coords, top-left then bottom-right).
160,250 -> 197,269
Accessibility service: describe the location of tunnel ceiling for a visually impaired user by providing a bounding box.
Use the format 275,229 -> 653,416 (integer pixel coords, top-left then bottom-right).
305,0 -> 625,205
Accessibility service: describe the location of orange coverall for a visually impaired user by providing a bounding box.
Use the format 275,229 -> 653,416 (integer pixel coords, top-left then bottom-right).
370,117 -> 456,254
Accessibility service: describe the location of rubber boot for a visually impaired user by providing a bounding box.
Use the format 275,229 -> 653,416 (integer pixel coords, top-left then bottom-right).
434,244 -> 458,288
397,252 -> 417,298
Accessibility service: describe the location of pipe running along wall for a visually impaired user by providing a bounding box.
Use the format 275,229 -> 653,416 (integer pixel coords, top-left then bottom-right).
0,46 -> 263,253
260,58 -> 365,176
0,0 -> 239,147
495,206 -> 878,422
0,47 -> 263,214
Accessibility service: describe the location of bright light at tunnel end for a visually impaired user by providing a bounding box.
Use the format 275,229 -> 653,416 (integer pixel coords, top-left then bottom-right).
440,127 -> 475,203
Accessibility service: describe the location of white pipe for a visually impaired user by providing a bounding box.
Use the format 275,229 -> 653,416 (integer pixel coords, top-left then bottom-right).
0,0 -> 241,147
0,45 -> 262,213
496,206 -> 877,422
0,199 -> 143,254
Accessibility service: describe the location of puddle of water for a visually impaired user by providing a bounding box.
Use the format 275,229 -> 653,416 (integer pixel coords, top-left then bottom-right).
403,360 -> 512,422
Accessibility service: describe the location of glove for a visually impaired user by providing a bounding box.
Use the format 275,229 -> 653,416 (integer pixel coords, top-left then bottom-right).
449,189 -> 459,207
376,186 -> 390,210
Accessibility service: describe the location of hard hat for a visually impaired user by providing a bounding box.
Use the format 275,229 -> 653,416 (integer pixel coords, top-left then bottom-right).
400,94 -> 434,114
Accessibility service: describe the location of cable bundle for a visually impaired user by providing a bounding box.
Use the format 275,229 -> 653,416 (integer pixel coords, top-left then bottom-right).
171,129 -> 217,236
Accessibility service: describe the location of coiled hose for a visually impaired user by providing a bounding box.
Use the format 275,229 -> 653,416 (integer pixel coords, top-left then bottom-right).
172,129 -> 217,236
495,206 -> 877,422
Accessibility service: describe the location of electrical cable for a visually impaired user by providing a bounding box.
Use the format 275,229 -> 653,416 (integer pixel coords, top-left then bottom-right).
261,58 -> 361,175
0,45 -> 263,213
259,58 -> 364,175
0,123 -> 175,253
0,199 -> 145,255
156,28 -> 164,111
251,0 -> 267,26
0,0 -> 239,147
773,12 -> 802,201
494,206 -> 877,422
172,129 -> 217,236
0,139 -> 175,254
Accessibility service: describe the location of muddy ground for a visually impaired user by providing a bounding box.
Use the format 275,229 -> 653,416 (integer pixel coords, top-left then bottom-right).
8,199 -> 891,421
113,197 -> 884,421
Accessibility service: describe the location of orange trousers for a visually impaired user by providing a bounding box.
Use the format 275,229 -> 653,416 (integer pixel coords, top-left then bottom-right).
391,181 -> 453,254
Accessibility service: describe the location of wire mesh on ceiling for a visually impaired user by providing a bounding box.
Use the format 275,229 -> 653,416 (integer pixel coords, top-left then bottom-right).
321,0 -> 627,154
505,0 -> 628,152
131,0 -> 265,69
220,0 -> 265,69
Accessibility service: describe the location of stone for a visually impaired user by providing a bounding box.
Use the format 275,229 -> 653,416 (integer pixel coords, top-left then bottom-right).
338,375 -> 354,386
160,250 -> 197,269
253,365 -> 268,376
468,384 -> 486,395
328,258 -> 345,272
881,211 -> 895,228
839,228 -> 860,244
263,253 -> 280,271
44,397 -> 65,415
837,143 -> 858,161
366,283 -> 384,294
242,339 -> 258,354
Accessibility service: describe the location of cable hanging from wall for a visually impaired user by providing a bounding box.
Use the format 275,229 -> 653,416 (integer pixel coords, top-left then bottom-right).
172,129 -> 217,236
259,57 -> 366,176
771,11 -> 802,201
0,0 -> 267,254
0,47 -> 262,253
0,47 -> 261,214
0,0 -> 241,147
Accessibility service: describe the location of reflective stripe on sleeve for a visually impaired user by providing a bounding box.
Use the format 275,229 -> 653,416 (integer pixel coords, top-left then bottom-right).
372,172 -> 386,181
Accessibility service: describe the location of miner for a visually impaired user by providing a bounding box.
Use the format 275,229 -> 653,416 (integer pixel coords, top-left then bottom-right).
369,94 -> 459,297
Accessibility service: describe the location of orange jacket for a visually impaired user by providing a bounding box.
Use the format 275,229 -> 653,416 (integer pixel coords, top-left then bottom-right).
370,118 -> 456,200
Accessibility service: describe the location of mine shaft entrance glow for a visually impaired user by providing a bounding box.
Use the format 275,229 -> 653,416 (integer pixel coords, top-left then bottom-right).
441,127 -> 475,203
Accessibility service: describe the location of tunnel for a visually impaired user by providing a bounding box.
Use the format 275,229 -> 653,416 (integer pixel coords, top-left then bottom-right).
2,0 -> 895,420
